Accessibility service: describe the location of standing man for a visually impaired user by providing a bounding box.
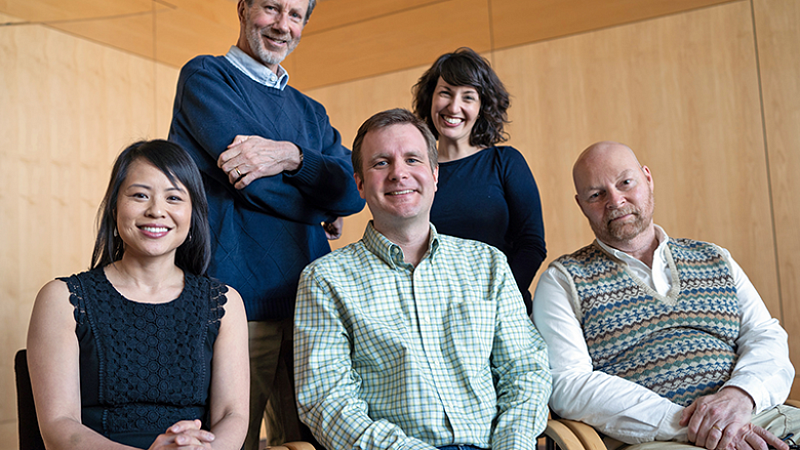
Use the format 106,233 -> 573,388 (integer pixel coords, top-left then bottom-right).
533,141 -> 797,450
294,109 -> 551,450
168,0 -> 365,448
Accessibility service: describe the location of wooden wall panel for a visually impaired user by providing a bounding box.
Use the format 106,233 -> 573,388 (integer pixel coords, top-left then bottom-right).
491,0 -> 737,50
0,14 -> 178,447
754,0 -> 800,397
289,0 -> 492,90
492,1 -> 780,316
303,0 -> 438,35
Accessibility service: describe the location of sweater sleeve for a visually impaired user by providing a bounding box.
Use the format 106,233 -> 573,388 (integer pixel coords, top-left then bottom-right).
169,57 -> 364,225
501,148 -> 547,306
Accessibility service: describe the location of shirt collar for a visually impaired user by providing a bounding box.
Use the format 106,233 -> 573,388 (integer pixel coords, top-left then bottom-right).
224,45 -> 289,90
362,221 -> 441,269
595,224 -> 670,265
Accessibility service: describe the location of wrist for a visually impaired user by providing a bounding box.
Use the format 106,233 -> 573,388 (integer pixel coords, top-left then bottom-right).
284,143 -> 303,172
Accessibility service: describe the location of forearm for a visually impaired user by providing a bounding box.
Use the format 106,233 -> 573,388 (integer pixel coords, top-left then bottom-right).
724,250 -> 794,411
41,417 -> 136,450
208,412 -> 249,450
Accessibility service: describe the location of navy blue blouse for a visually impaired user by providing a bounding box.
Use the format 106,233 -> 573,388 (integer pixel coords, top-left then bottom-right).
430,146 -> 546,313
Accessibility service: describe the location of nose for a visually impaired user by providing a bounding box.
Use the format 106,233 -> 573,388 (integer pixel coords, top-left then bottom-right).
606,189 -> 625,209
389,163 -> 408,181
273,12 -> 290,32
146,198 -> 166,217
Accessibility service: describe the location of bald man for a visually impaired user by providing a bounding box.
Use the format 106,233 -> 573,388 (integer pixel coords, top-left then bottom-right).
532,141 -> 798,450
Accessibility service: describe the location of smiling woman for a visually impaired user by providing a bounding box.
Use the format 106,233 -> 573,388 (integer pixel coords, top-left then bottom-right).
26,140 -> 250,450
412,48 -> 547,314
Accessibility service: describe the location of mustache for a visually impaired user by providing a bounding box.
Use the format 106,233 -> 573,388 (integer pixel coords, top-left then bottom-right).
262,32 -> 291,42
606,206 -> 639,222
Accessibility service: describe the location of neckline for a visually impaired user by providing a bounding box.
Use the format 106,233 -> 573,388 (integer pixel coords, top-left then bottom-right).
99,266 -> 186,306
438,146 -> 494,165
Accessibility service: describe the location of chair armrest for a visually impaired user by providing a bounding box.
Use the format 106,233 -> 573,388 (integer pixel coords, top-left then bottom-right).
557,419 -> 606,450
543,419 -> 586,450
276,442 -> 316,450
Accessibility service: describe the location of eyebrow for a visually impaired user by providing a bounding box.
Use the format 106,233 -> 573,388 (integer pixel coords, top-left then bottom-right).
126,183 -> 186,193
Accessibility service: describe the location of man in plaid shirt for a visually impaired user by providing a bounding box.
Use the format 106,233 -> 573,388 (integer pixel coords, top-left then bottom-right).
294,109 -> 551,450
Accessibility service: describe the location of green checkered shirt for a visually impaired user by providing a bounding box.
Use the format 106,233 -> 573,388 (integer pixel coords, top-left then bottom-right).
295,222 -> 551,450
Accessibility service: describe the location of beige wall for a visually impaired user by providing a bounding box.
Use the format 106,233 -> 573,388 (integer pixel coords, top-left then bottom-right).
1,0 -> 798,447
0,11 -> 179,445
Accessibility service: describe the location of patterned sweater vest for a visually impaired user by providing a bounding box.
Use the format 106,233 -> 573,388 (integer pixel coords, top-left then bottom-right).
553,238 -> 740,406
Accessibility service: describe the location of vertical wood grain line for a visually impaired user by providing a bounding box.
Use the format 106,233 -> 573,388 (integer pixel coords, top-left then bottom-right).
748,0 -> 784,323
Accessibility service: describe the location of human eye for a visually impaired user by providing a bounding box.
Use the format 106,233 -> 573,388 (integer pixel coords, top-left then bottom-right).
586,191 -> 601,202
131,191 -> 148,200
372,160 -> 387,168
290,10 -> 303,20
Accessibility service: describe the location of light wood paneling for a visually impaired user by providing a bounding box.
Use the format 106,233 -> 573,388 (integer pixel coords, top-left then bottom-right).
0,15 -> 177,441
303,0 -> 438,35
754,0 -> 800,397
491,0 -> 737,50
0,0 -> 153,22
493,1 -> 780,313
154,5 -> 238,69
289,0 -> 492,90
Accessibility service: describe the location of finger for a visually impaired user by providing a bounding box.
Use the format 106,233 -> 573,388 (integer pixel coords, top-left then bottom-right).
681,402 -> 698,426
753,426 -> 788,450
234,171 -> 253,189
703,425 -> 723,450
168,419 -> 202,434
229,134 -> 250,147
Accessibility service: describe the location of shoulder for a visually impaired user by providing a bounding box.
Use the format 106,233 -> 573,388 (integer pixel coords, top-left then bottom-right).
303,242 -> 365,275
437,233 -> 507,265
284,85 -> 330,116
668,237 -> 727,257
180,54 -> 228,75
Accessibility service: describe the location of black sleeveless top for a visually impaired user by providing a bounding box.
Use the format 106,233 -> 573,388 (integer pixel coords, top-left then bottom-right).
61,268 -> 227,448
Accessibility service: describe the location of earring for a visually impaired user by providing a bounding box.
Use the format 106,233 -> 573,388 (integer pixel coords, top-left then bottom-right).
113,227 -> 118,237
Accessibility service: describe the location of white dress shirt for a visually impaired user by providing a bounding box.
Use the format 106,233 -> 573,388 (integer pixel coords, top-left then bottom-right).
532,225 -> 793,444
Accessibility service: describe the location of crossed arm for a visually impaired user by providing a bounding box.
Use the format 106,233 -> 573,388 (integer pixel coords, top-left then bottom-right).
169,61 -> 364,225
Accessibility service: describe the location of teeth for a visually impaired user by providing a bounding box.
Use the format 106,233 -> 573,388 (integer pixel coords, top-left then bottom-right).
388,190 -> 413,196
443,117 -> 462,124
142,226 -> 168,233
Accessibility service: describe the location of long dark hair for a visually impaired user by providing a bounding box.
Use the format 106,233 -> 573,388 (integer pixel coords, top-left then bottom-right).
91,140 -> 211,276
412,47 -> 510,148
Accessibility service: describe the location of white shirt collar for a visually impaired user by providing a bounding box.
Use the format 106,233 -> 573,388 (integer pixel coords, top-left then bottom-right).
224,45 -> 289,90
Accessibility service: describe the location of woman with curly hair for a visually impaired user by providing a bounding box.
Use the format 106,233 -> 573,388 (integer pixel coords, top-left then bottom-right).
413,47 -> 546,314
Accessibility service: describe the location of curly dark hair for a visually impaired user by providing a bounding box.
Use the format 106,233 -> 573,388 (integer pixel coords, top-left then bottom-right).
412,47 -> 510,148
91,140 -> 211,276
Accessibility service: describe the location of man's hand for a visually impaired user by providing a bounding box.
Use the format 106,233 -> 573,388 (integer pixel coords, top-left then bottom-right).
680,387 -> 783,450
218,135 -> 303,189
323,217 -> 343,240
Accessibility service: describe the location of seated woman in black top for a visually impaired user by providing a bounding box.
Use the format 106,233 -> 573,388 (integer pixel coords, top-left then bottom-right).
27,140 -> 249,449
413,47 -> 547,314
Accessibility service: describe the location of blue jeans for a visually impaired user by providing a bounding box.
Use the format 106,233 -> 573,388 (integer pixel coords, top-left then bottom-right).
437,446 -> 486,450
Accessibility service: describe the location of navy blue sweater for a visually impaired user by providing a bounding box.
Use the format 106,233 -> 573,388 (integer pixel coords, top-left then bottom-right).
169,55 -> 364,321
430,146 -> 546,313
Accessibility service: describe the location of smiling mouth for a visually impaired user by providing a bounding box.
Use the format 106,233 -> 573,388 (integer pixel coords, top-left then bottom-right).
442,116 -> 463,125
387,189 -> 414,196
263,34 -> 289,46
140,226 -> 169,233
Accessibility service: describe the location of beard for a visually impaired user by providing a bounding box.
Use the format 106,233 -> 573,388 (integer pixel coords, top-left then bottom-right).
591,192 -> 654,245
246,27 -> 300,68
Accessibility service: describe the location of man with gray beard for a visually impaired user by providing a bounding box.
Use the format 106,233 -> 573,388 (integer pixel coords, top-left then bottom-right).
533,141 -> 797,450
168,1 -> 365,448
